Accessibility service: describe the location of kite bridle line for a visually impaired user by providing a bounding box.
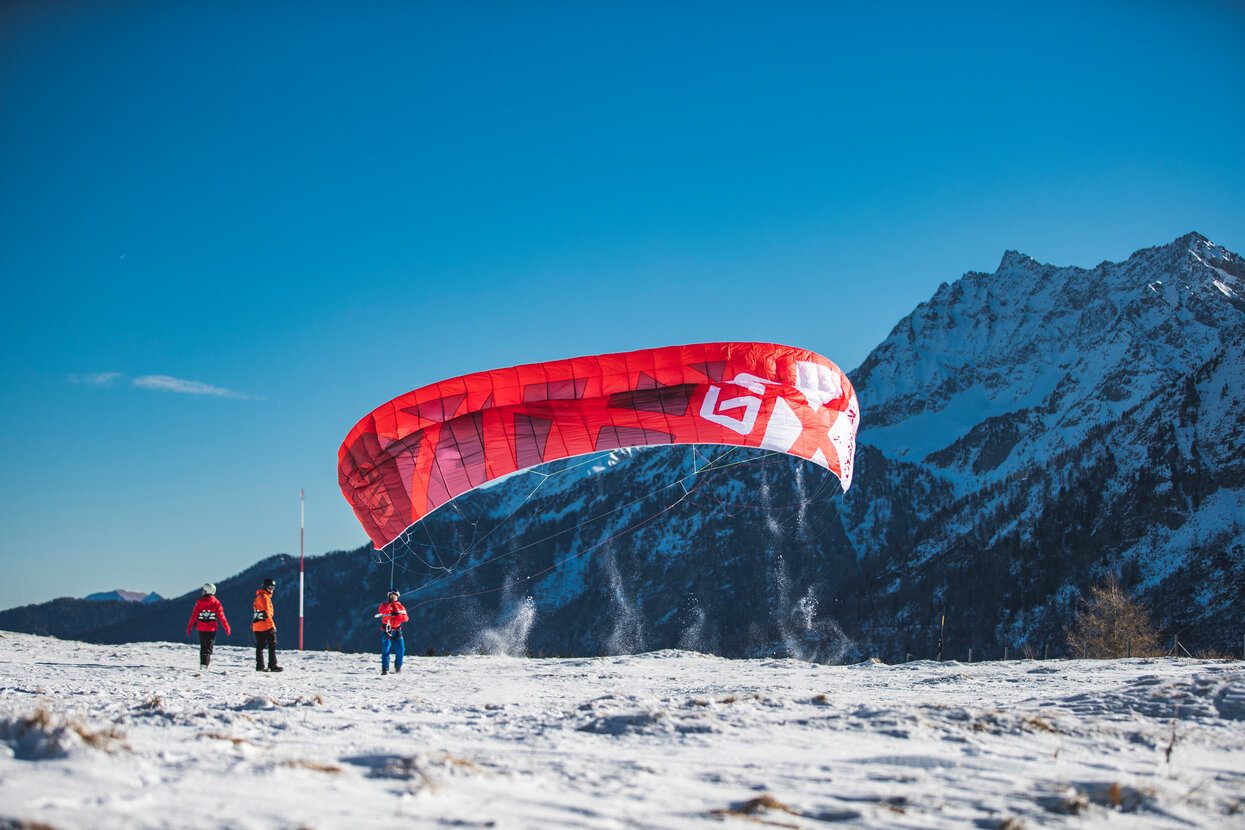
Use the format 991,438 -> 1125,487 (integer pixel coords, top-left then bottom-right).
402,449 -> 843,612
390,447 -> 834,591
405,479 -> 696,612
371,451 -> 623,594
683,454 -> 839,524
376,445 -> 841,610
377,447 -> 837,589
376,449 -> 684,596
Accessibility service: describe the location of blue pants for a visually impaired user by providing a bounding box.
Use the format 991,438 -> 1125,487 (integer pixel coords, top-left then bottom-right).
381,629 -> 404,671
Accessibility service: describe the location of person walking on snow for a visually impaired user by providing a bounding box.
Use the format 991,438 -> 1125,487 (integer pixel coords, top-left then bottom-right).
378,590 -> 408,675
252,577 -> 282,672
186,583 -> 231,668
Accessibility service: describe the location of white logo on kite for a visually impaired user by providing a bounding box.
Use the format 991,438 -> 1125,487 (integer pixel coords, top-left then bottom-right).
698,373 -> 776,435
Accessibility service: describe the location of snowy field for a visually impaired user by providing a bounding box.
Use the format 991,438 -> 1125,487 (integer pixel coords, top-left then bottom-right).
1,631 -> 1243,829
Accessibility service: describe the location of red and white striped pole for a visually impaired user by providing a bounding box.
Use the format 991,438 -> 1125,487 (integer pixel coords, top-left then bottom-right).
299,489 -> 305,651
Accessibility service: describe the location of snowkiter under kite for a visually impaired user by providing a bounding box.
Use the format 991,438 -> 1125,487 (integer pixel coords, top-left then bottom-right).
252,578 -> 282,672
378,590 -> 408,675
187,583 -> 231,668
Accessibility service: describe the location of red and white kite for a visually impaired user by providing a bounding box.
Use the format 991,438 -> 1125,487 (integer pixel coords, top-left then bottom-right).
339,342 -> 859,549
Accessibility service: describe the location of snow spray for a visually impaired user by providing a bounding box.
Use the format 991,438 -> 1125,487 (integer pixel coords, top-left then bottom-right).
474,596 -> 537,657
770,556 -> 854,664
677,594 -> 709,653
759,469 -> 782,536
793,464 -> 810,539
603,548 -> 645,655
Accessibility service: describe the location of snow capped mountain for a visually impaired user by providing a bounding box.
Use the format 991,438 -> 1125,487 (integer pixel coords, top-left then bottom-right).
839,232 -> 1245,654
855,232 -> 1243,490
353,232 -> 1241,660
4,233 -> 1241,662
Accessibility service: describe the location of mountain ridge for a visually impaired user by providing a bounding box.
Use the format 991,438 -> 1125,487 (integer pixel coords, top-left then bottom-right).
3,233 -> 1242,661
84,590 -> 164,603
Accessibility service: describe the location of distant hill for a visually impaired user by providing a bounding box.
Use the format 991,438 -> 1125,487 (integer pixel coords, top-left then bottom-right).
0,546 -> 433,652
84,590 -> 164,603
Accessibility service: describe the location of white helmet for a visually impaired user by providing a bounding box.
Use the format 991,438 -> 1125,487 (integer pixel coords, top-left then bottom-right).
202,583 -> 216,596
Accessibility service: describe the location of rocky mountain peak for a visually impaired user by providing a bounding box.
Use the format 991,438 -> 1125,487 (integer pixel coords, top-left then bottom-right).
851,234 -> 1242,488
996,249 -> 1040,273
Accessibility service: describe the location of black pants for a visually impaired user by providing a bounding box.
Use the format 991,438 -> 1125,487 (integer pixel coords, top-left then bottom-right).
198,630 -> 216,667
255,629 -> 278,669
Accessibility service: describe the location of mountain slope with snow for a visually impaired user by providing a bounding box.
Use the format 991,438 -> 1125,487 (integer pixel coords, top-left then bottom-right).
854,232 -> 1244,487
2,233 -> 1241,663
313,232 -> 1242,661
838,232 -> 1245,656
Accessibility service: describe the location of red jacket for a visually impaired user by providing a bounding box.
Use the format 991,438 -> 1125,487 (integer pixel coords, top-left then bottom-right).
187,596 -> 231,636
378,600 -> 408,631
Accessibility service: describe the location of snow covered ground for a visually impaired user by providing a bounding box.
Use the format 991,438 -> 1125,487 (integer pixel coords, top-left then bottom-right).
1,631 -> 1242,829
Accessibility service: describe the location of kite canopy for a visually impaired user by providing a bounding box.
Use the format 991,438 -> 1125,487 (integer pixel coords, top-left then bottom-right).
338,342 -> 860,549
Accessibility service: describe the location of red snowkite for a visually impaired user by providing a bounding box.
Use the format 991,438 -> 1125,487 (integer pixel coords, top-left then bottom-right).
339,342 -> 860,549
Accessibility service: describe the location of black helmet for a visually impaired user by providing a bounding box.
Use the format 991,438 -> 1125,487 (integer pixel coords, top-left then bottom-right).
387,589 -> 399,599
262,578 -> 276,590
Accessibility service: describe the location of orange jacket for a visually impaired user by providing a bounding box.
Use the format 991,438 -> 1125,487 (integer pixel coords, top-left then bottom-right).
252,589 -> 275,631
378,600 -> 408,630
187,596 -> 231,635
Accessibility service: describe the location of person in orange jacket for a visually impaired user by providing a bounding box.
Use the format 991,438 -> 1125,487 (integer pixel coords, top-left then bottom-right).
186,583 -> 231,668
378,589 -> 408,675
252,577 -> 282,672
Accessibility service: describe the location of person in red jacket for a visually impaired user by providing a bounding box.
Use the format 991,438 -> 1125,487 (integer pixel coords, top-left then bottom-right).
252,577 -> 282,672
378,590 -> 408,675
186,583 -> 231,668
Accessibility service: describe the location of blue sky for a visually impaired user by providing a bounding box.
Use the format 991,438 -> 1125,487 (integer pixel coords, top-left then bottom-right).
1,1 -> 1242,611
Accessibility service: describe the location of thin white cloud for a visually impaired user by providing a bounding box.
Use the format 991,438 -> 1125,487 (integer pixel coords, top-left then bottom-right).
68,372 -> 123,387
131,375 -> 258,400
